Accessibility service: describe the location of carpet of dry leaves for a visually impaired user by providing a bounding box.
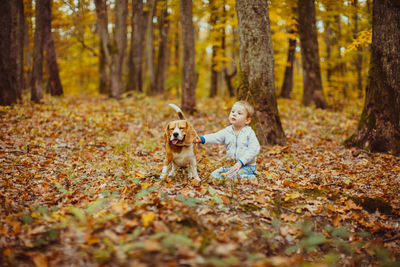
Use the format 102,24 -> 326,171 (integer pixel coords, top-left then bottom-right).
0,95 -> 399,266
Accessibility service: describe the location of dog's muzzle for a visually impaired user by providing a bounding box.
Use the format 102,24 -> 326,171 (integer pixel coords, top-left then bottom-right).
170,126 -> 184,145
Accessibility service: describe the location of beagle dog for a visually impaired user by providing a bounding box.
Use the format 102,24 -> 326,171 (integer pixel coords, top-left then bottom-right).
161,104 -> 200,181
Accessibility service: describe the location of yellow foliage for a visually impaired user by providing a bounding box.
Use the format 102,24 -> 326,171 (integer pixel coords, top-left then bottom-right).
345,30 -> 372,54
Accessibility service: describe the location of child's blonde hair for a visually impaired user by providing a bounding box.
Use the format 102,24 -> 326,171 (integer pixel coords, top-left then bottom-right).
234,100 -> 254,119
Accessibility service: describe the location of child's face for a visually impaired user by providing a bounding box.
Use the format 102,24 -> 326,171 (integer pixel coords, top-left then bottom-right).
229,103 -> 250,129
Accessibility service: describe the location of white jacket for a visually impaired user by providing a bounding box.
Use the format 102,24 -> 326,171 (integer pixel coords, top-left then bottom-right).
200,125 -> 260,166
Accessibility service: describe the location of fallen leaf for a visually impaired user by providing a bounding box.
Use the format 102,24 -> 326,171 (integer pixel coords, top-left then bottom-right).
141,212 -> 155,227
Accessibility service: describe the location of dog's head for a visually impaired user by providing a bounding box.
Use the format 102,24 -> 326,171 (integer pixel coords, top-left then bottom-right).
164,120 -> 196,146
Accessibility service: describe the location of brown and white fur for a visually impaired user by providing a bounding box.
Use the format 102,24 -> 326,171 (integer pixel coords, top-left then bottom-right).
161,104 -> 200,181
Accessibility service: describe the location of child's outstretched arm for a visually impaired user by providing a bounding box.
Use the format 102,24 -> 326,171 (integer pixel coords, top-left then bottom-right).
193,128 -> 227,145
200,129 -> 226,145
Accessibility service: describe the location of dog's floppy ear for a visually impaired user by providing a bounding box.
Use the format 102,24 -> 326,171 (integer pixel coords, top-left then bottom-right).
184,121 -> 197,145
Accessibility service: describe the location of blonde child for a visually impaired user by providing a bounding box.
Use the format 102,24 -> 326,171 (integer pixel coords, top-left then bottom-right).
195,101 -> 260,179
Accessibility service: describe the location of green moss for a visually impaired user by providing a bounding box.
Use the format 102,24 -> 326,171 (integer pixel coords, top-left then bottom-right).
236,63 -> 248,100
343,135 -> 354,147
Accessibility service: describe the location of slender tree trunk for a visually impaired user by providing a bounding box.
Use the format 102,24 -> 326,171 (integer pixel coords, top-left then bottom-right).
24,0 -> 33,93
44,0 -> 63,96
366,0 -> 372,24
335,15 -> 348,98
155,4 -> 169,94
298,0 -> 327,108
346,0 -> 400,154
225,27 -> 238,98
224,68 -> 236,98
146,0 -> 157,95
324,20 -> 333,85
353,0 -> 363,98
11,0 -> 25,100
220,1 -> 227,97
31,0 -> 46,103
0,0 -> 14,105
280,28 -> 297,99
174,31 -> 180,97
98,39 -> 108,94
0,0 -> 24,105
236,0 -> 286,145
179,0 -> 196,114
95,0 -> 111,94
209,0 -> 218,97
109,0 -> 127,99
126,0 -> 145,92
210,46 -> 218,97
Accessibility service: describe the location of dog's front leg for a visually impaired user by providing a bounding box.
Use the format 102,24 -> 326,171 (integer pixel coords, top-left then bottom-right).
168,162 -> 177,177
161,159 -> 170,179
161,165 -> 169,179
189,160 -> 200,181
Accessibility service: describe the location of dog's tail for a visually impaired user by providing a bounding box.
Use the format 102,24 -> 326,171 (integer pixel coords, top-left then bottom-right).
169,103 -> 185,120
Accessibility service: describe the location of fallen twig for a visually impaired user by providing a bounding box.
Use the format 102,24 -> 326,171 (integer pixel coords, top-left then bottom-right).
384,235 -> 400,243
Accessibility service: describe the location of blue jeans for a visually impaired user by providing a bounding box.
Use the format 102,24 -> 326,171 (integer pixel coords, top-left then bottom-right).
210,165 -> 257,179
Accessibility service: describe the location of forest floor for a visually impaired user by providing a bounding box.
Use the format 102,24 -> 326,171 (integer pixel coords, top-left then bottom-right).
0,94 -> 399,267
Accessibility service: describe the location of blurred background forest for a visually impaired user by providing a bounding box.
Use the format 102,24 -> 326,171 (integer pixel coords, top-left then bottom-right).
7,0 -> 372,101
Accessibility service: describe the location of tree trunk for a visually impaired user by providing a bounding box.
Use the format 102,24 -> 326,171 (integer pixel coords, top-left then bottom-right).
0,0 -> 15,105
220,1 -> 228,98
209,0 -> 219,98
11,0 -> 25,100
98,39 -> 108,94
236,0 -> 286,145
346,0 -> 400,154
224,68 -> 236,98
225,27 -> 238,98
179,0 -> 196,114
335,14 -> 348,98
109,0 -> 127,99
126,0 -> 145,92
366,0 -> 372,24
146,0 -> 157,95
298,0 -> 327,108
95,0 -> 111,95
24,0 -> 33,93
155,4 -> 169,94
0,0 -> 23,105
210,46 -> 218,98
324,19 -> 333,85
174,31 -> 180,97
44,0 -> 63,96
280,28 -> 297,99
353,0 -> 363,98
31,0 -> 46,103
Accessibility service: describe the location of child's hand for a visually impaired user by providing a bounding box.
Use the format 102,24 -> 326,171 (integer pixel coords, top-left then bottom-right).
227,162 -> 242,175
193,136 -> 201,143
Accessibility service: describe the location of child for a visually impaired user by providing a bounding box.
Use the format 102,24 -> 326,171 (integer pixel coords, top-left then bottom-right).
195,101 -> 260,179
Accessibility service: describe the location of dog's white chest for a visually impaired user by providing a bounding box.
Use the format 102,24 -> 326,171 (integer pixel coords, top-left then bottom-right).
172,145 -> 195,166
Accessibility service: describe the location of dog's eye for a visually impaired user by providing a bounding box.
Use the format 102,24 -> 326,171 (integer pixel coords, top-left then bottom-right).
179,127 -> 184,130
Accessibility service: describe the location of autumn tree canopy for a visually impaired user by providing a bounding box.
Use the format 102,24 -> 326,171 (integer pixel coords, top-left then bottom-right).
0,0 -> 372,98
